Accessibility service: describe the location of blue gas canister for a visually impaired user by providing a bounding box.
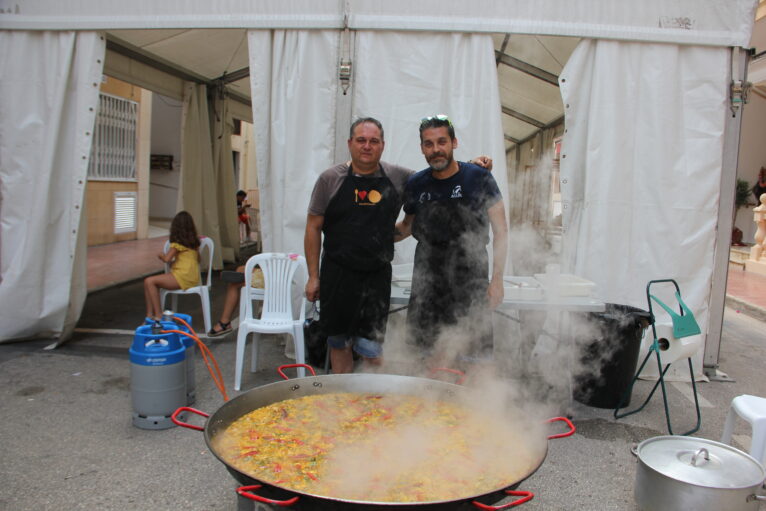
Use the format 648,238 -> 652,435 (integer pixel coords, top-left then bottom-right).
130,323 -> 186,429
145,312 -> 197,405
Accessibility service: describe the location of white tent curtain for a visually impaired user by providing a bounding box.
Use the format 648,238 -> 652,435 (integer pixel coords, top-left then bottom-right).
248,30 -> 340,254
249,29 -> 510,269
178,83 -> 226,269
0,31 -> 104,342
353,31 -> 510,269
210,92 -> 241,263
559,39 -> 729,375
59,192 -> 90,345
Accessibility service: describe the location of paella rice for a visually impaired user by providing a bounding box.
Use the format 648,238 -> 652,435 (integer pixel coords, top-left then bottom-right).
215,392 -> 541,503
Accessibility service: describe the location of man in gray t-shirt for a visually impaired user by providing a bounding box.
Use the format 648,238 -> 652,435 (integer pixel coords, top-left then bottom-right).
304,117 -> 491,374
307,162 -> 411,218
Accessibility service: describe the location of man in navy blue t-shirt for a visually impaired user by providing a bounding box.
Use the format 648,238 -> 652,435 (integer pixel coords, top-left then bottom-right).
395,115 -> 508,366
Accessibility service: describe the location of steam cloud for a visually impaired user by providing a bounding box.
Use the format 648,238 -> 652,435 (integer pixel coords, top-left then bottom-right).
298,148 -> 624,501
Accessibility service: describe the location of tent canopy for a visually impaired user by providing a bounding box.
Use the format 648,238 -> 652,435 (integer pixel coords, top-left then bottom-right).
2,0 -> 756,150
0,1 -> 758,379
98,29 -> 580,151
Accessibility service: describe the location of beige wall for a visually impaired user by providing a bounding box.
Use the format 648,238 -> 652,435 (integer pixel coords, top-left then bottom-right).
86,76 -> 148,246
86,181 -> 139,246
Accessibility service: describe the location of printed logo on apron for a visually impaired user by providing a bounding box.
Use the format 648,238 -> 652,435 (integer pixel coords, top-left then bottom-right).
354,188 -> 383,205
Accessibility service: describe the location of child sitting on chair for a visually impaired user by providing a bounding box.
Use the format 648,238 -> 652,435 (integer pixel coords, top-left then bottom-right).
143,211 -> 201,321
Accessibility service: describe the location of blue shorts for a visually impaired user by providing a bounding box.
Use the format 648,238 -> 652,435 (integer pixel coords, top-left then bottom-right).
326,334 -> 382,359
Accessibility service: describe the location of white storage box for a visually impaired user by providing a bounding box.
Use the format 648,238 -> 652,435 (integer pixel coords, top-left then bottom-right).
503,276 -> 544,301
533,273 -> 596,297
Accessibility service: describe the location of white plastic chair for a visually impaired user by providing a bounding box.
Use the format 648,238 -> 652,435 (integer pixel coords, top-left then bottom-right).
238,222 -> 248,244
235,252 -> 308,391
721,394 -> 766,465
160,237 -> 214,333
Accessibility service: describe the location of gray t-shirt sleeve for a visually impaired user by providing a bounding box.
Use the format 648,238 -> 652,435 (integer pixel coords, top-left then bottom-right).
307,164 -> 347,216
379,162 -> 415,197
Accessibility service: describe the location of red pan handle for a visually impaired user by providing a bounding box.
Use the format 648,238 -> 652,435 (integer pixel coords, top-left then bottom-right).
277,364 -> 317,380
236,485 -> 299,507
546,416 -> 576,439
171,407 -> 209,431
472,490 -> 534,509
428,367 -> 467,385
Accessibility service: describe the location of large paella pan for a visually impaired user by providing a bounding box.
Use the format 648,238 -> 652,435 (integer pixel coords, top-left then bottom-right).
174,367 -> 574,510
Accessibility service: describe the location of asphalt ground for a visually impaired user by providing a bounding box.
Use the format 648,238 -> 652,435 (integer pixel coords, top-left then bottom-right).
0,274 -> 764,510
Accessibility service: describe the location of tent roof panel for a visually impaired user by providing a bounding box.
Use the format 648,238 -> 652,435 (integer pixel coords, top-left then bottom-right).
110,28 -> 249,81
106,29 -> 191,47
227,78 -> 251,102
501,35 -> 580,75
498,66 -> 564,121
2,0 -> 756,47
502,115 -> 539,141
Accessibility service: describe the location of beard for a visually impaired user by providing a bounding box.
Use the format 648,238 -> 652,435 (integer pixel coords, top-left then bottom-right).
428,152 -> 453,172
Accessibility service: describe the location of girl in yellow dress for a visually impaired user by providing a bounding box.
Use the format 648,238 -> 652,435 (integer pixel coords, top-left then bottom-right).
143,211 -> 201,321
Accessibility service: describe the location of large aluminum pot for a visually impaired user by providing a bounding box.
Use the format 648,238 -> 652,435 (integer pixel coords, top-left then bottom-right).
634,435 -> 766,511
174,369 -> 574,510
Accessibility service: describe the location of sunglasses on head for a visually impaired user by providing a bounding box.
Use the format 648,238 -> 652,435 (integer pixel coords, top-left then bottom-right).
420,114 -> 452,127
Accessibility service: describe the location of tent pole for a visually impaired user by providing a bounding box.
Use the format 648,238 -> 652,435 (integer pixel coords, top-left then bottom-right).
334,16 -> 354,163
703,46 -> 750,381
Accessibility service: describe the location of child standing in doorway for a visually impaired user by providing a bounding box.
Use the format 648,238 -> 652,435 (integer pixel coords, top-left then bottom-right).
143,210 -> 201,321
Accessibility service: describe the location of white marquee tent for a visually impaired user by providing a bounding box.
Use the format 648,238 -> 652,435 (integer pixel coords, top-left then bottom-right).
0,0 -> 758,376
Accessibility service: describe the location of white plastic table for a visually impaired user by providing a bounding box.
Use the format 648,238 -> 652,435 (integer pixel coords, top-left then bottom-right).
389,280 -> 605,313
389,277 -> 605,407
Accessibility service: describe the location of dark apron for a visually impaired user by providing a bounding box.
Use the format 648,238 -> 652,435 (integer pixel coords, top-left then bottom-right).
407,195 -> 493,359
320,166 -> 399,342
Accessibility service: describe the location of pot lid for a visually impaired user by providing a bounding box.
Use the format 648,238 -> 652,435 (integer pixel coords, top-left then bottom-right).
637,436 -> 766,488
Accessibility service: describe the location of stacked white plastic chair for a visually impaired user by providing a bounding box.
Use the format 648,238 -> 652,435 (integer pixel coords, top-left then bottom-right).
234,253 -> 308,391
721,395 -> 766,465
160,236 -> 214,333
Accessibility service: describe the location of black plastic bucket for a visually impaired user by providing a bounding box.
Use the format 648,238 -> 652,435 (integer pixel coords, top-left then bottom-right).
573,304 -> 652,409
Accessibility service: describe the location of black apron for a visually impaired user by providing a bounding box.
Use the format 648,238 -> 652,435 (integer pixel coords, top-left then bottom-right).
319,165 -> 399,342
406,190 -> 493,359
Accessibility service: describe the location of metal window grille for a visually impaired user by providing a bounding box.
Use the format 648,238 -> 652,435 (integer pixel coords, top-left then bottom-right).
114,192 -> 137,233
88,93 -> 138,181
